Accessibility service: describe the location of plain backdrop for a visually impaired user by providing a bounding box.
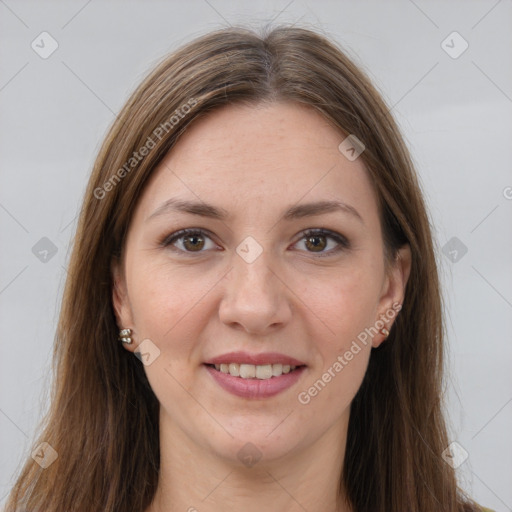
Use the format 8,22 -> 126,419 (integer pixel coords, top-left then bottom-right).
1,1 -> 511,510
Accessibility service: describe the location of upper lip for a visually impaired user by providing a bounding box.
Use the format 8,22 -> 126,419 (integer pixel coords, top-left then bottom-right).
204,351 -> 306,366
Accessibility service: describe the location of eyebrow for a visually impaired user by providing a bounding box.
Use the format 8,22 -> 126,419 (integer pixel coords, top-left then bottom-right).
146,198 -> 364,224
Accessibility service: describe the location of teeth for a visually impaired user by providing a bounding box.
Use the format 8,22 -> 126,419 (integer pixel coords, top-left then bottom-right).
272,364 -> 283,376
239,364 -> 256,378
255,364 -> 272,379
212,363 -> 298,379
228,363 -> 239,377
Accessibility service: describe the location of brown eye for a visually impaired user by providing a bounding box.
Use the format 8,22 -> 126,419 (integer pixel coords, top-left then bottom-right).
304,234 -> 328,252
161,228 -> 349,257
161,229 -> 217,254
295,229 -> 350,257
182,233 -> 205,251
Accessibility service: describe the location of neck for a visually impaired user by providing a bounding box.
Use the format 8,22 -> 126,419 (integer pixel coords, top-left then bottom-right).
147,410 -> 353,512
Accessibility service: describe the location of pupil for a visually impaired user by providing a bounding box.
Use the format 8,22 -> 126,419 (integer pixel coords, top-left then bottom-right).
307,235 -> 326,252
185,235 -> 204,251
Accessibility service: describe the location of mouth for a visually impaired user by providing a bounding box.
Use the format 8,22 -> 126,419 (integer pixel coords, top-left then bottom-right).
203,362 -> 307,399
205,362 -> 306,380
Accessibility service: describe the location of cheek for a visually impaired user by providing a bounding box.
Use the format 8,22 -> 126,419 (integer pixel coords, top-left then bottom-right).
308,262 -> 382,352
298,270 -> 376,413
126,258 -> 216,357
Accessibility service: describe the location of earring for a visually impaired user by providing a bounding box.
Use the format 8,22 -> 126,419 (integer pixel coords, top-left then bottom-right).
118,328 -> 133,344
380,327 -> 390,339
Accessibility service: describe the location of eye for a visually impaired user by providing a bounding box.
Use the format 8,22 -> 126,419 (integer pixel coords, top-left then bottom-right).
160,228 -> 218,254
160,228 -> 350,257
294,229 -> 350,257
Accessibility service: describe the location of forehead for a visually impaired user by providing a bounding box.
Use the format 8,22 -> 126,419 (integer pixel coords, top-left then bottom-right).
135,102 -> 380,229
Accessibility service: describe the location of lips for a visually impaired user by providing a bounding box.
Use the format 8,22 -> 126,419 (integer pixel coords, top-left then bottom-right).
203,351 -> 307,399
204,351 -> 306,367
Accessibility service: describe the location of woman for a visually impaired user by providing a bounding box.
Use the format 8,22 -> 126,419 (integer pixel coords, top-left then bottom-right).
5,25 -> 493,512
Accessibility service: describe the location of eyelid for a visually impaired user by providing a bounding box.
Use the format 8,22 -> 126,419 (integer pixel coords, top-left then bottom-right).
295,228 -> 350,258
159,228 -> 219,252
160,227 -> 350,256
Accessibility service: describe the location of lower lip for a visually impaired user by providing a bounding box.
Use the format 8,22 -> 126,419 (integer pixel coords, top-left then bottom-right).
204,364 -> 306,399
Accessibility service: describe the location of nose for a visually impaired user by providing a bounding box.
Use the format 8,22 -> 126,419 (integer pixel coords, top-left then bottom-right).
218,247 -> 292,335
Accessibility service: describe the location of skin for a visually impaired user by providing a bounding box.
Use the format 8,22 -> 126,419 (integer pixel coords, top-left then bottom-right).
112,102 -> 411,512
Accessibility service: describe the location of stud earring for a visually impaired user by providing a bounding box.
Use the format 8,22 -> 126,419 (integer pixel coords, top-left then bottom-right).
380,327 -> 390,339
118,328 -> 132,344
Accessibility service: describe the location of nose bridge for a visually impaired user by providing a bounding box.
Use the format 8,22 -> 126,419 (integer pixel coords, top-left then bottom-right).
231,242 -> 277,303
218,238 -> 291,332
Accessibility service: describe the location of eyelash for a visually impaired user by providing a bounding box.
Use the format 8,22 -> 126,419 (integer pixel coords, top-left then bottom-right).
159,228 -> 350,257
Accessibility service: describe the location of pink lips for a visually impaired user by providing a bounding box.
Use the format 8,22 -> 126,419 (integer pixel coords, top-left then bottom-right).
203,351 -> 307,399
204,365 -> 306,399
204,351 -> 306,367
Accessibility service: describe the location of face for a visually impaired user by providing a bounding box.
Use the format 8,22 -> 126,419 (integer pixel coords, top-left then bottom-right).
112,102 -> 411,466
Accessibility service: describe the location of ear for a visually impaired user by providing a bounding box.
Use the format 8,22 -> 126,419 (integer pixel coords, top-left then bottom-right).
111,258 -> 136,352
372,244 -> 412,348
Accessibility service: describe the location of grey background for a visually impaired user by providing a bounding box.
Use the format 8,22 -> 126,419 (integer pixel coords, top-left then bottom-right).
1,0 -> 511,510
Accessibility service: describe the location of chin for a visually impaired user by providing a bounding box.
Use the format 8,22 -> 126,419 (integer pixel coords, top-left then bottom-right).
202,419 -> 303,468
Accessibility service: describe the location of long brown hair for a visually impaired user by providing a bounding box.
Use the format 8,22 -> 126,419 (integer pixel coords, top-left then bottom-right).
5,25 -> 483,512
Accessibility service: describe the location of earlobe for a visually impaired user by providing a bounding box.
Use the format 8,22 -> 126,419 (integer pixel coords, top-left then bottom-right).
386,244 -> 412,310
111,261 -> 137,351
372,244 -> 412,348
